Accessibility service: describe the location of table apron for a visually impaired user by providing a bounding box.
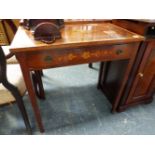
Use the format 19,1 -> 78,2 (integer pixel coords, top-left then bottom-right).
18,43 -> 138,70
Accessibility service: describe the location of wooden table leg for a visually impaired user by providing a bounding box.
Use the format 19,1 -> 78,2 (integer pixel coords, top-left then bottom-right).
17,54 -> 44,133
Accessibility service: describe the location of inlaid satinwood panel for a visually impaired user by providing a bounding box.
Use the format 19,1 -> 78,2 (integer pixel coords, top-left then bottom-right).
25,43 -> 137,70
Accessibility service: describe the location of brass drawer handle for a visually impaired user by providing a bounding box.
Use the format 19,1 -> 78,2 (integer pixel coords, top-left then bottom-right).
116,49 -> 123,55
138,72 -> 144,78
44,55 -> 53,62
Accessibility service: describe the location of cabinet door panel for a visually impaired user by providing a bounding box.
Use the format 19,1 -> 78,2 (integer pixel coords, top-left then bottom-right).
134,49 -> 155,97
126,41 -> 155,104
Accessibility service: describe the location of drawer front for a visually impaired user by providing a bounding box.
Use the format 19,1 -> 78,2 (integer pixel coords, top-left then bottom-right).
26,44 -> 136,70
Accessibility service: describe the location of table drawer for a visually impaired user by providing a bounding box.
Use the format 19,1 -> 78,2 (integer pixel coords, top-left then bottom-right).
26,43 -> 137,70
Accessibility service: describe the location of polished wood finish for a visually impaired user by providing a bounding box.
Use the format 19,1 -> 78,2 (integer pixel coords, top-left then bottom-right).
25,43 -> 136,70
10,23 -> 143,52
99,19 -> 155,111
10,23 -> 144,132
65,20 -> 112,69
113,19 -> 155,37
115,20 -> 155,111
65,19 -> 112,25
119,41 -> 155,111
15,52 -> 45,132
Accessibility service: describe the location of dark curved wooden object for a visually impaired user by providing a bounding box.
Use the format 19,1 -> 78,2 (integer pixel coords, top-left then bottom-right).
0,47 -> 32,134
34,22 -> 61,44
21,19 -> 64,30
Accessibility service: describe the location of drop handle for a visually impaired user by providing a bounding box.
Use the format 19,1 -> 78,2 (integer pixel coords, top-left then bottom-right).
138,72 -> 144,78
44,55 -> 53,62
116,49 -> 123,55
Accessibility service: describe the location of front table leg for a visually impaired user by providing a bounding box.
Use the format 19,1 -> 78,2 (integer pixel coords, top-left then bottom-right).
17,54 -> 44,133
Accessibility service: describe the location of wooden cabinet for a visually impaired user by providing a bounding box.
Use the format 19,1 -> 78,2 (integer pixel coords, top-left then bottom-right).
119,40 -> 155,111
98,20 -> 155,111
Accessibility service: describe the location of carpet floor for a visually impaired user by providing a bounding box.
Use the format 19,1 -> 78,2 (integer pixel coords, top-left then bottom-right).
0,63 -> 155,135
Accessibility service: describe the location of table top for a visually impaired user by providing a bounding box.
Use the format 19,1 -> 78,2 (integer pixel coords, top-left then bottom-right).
64,19 -> 112,24
10,23 -> 144,53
